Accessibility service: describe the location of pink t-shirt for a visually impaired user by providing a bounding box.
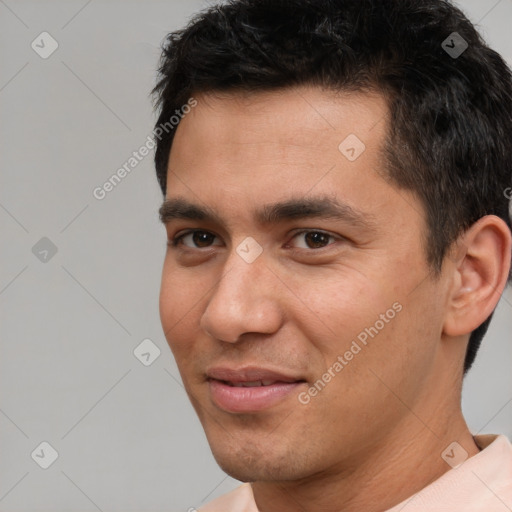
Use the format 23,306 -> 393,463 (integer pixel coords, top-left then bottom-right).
199,434 -> 512,511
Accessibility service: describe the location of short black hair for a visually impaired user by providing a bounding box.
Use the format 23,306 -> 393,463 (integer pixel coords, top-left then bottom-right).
152,0 -> 512,374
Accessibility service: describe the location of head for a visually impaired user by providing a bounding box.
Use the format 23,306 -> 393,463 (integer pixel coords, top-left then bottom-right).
153,0 -> 512,482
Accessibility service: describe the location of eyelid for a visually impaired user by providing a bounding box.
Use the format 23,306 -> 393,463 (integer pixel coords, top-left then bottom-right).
286,229 -> 340,249
169,228 -> 342,250
169,229 -> 222,248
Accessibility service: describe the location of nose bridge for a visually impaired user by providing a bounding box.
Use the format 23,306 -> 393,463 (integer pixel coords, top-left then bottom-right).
200,247 -> 282,342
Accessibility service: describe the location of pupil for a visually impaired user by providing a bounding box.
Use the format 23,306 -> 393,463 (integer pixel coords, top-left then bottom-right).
190,232 -> 329,249
306,232 -> 328,248
194,232 -> 214,247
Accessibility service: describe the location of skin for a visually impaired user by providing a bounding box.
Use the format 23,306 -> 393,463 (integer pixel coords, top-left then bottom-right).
158,85 -> 511,512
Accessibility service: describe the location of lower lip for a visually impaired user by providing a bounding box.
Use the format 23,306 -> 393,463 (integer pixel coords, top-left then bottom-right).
208,380 -> 304,413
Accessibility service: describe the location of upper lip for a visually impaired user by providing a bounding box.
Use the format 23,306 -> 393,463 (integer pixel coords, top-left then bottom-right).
206,366 -> 305,384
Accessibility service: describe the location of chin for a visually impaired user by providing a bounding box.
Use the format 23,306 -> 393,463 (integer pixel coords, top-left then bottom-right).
207,434 -> 309,482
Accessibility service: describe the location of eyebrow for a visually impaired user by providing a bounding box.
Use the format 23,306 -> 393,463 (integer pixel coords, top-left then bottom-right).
159,195 -> 377,232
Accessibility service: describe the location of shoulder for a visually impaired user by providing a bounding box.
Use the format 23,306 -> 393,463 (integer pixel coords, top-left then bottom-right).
198,483 -> 258,512
387,434 -> 512,512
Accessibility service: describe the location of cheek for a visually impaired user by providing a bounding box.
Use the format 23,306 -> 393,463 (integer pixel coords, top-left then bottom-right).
289,262 -> 434,397
159,265 -> 177,337
288,265 -> 391,353
159,262 -> 202,355
341,281 -> 445,405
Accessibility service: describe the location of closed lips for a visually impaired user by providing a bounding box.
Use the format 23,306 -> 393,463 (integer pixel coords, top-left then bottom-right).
221,380 -> 297,387
206,366 -> 307,385
206,367 -> 308,412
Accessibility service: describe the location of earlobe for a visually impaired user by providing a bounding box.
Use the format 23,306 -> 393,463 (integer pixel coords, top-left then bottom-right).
443,215 -> 512,337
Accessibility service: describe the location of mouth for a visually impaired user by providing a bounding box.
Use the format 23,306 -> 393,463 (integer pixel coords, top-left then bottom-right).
220,379 -> 293,387
206,366 -> 307,413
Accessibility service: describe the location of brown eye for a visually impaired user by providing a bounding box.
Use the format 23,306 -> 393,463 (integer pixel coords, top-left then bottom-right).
191,231 -> 216,248
290,231 -> 337,249
170,230 -> 221,248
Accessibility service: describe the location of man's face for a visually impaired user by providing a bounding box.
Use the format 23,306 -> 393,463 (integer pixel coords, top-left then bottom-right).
159,86 -> 452,481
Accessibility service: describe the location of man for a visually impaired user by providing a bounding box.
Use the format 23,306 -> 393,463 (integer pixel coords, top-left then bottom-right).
152,0 -> 512,510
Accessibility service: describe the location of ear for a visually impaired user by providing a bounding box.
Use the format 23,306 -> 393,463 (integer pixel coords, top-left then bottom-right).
443,215 -> 512,337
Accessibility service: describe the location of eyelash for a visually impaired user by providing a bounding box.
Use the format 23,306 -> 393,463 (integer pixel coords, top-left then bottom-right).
167,229 -> 341,251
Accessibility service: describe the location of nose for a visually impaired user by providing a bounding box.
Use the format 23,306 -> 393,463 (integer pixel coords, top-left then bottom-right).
199,248 -> 283,343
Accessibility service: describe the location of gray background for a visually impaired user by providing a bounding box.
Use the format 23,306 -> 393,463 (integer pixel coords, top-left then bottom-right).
0,1 -> 511,511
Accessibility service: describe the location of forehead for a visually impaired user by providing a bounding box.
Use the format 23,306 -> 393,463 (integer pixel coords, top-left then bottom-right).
164,86 -> 423,232
168,86 -> 389,180
172,86 -> 389,152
